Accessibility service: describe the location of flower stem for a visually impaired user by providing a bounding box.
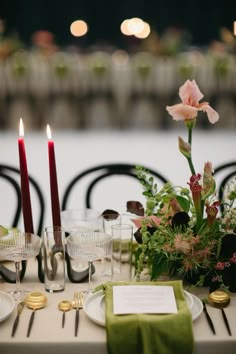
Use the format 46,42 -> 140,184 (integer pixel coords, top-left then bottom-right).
187,157 -> 196,176
187,126 -> 196,175
188,125 -> 193,146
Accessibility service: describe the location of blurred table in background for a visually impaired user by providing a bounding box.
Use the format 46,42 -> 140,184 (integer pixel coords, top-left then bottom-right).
0,50 -> 236,131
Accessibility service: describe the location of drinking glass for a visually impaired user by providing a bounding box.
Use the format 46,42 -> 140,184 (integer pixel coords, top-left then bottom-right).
66,231 -> 112,293
61,208 -> 104,272
43,226 -> 65,293
101,211 -> 121,277
0,232 -> 41,300
61,208 -> 104,234
111,224 -> 134,282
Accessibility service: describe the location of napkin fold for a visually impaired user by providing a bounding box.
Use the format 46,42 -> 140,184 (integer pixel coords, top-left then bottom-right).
104,280 -> 194,354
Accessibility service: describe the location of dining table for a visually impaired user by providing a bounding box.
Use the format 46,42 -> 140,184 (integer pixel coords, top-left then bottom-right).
0,258 -> 236,354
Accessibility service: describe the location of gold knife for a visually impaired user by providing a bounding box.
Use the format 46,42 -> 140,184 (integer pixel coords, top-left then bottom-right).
11,301 -> 25,337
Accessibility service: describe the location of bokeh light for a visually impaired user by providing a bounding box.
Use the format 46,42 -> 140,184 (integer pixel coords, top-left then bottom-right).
134,22 -> 151,39
127,17 -> 144,35
70,20 -> 88,37
120,18 -> 150,39
120,19 -> 132,36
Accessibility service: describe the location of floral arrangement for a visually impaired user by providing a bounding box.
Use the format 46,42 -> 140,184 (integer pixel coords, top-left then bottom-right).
134,79 -> 236,292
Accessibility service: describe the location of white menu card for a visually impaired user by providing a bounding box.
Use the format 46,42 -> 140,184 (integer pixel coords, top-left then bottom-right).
113,285 -> 178,315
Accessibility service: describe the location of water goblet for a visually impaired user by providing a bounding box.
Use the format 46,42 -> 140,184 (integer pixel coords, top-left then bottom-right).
61,208 -> 104,234
0,231 -> 41,301
61,208 -> 104,273
66,231 -> 112,293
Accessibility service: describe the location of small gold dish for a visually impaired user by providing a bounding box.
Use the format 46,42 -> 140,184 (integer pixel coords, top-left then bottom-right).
208,290 -> 230,309
25,292 -> 47,309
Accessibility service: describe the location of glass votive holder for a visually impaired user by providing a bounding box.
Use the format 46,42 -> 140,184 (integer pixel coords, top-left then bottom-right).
43,226 -> 65,292
111,223 -> 133,282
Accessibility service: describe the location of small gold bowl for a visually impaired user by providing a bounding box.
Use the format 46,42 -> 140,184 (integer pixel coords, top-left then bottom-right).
208,290 -> 230,309
25,292 -> 47,309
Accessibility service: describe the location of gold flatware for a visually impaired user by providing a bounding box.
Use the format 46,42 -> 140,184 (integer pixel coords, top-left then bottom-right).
11,300 -> 25,337
71,291 -> 84,337
208,290 -> 231,336
58,300 -> 71,328
25,292 -> 47,338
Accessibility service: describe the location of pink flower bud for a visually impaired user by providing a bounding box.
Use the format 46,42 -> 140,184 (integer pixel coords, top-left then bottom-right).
178,136 -> 191,158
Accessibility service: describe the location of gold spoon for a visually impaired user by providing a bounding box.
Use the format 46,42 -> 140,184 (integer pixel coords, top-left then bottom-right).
58,300 -> 71,328
25,292 -> 47,337
208,290 -> 231,336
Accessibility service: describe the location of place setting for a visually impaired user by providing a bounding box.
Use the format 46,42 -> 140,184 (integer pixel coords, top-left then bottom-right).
83,284 -> 204,328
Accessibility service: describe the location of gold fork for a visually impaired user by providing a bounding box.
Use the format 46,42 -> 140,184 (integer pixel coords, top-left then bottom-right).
71,292 -> 84,337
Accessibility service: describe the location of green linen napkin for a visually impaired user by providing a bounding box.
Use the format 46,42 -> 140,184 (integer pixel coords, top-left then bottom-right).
104,280 -> 194,354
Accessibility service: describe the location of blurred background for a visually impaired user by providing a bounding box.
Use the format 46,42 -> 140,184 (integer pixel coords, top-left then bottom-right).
0,0 -> 236,131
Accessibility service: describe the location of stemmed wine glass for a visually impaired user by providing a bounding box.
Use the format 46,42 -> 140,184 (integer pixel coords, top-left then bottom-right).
66,231 -> 112,293
61,208 -> 104,234
0,231 -> 41,301
61,208 -> 104,273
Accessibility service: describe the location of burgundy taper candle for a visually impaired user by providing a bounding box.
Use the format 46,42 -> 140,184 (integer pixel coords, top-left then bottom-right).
47,124 -> 61,229
18,118 -> 34,234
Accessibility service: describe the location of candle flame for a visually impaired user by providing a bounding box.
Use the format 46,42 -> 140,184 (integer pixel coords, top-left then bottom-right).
47,124 -> 52,140
19,118 -> 24,137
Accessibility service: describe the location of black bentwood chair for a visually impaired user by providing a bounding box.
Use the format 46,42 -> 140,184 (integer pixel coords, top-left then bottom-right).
61,163 -> 169,210
61,163 -> 169,283
0,163 -> 45,283
213,161 -> 236,214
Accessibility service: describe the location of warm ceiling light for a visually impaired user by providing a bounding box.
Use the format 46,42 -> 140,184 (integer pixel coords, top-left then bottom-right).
135,22 -> 151,39
127,17 -> 144,35
70,20 -> 88,37
120,19 -> 132,36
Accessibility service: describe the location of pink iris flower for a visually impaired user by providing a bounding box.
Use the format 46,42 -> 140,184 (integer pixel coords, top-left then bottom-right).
166,80 -> 219,124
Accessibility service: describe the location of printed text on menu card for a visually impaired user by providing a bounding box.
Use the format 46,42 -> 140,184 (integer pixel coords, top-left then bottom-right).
113,285 -> 178,315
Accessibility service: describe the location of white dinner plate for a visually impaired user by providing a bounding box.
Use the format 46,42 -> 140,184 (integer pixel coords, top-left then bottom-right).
0,290 -> 15,323
84,289 -> 203,327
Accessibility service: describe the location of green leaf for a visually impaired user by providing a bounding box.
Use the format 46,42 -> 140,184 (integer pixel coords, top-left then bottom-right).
151,252 -> 168,280
134,247 -> 143,270
176,195 -> 190,212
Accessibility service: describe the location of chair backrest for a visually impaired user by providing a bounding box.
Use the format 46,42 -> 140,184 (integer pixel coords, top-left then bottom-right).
0,164 -> 45,235
0,163 -> 45,283
61,163 -> 169,211
213,161 -> 236,213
